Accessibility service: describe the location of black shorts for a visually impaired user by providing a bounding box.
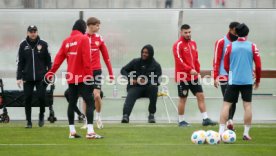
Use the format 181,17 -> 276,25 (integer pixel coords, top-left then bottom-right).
92,69 -> 102,90
224,85 -> 253,103
220,81 -> 238,103
177,80 -> 203,97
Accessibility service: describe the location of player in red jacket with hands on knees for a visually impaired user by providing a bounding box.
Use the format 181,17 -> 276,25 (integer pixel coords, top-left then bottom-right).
45,19 -> 103,139
172,24 -> 217,127
80,17 -> 114,130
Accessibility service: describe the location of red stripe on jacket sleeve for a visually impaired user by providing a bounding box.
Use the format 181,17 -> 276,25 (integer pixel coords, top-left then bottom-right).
224,43 -> 232,74
252,43 -> 262,83
173,41 -> 192,73
213,38 -> 224,80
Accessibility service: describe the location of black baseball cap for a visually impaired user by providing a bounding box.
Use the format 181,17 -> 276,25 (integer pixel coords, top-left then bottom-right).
27,25 -> 38,32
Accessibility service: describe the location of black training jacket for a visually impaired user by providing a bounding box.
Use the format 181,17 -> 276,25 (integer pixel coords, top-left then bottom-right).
121,58 -> 162,86
16,36 -> 52,81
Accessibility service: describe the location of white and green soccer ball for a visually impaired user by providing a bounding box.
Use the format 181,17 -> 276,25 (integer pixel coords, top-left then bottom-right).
191,130 -> 206,145
221,130 -> 236,143
205,130 -> 221,145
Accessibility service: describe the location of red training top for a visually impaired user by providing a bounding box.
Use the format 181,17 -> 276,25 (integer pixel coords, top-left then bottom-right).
172,37 -> 200,82
86,33 -> 114,80
46,30 -> 92,84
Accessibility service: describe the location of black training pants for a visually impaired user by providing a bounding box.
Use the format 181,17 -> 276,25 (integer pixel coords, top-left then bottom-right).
23,81 -> 46,122
123,85 -> 158,116
68,83 -> 94,125
64,88 -> 82,116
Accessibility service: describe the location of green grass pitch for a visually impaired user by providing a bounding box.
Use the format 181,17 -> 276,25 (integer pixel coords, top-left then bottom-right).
0,122 -> 276,156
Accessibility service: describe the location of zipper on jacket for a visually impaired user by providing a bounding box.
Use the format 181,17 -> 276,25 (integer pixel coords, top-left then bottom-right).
187,42 -> 195,69
32,49 -> 36,80
26,39 -> 39,81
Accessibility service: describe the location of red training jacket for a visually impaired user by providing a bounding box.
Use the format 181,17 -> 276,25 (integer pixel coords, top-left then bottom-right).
86,33 -> 114,80
213,33 -> 234,81
172,37 -> 200,82
46,30 -> 92,84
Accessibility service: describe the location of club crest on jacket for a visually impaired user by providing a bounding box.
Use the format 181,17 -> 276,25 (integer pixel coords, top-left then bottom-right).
37,44 -> 42,52
95,41 -> 100,46
184,47 -> 188,51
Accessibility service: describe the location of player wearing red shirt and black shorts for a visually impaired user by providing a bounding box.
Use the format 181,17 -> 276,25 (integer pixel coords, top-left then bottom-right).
172,24 -> 217,127
81,17 -> 114,129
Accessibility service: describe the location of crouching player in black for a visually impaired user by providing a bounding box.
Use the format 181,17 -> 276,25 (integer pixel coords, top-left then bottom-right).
121,45 -> 162,123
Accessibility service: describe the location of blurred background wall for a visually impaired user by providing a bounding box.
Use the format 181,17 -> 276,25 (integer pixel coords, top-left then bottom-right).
0,9 -> 275,121
0,9 -> 275,88
0,0 -> 276,9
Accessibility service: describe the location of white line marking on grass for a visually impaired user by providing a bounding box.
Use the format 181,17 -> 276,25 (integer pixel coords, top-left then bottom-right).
1,144 -> 276,147
1,124 -> 276,128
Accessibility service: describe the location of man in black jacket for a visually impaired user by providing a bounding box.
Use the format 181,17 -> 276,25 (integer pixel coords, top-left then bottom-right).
16,25 -> 51,128
121,44 -> 162,123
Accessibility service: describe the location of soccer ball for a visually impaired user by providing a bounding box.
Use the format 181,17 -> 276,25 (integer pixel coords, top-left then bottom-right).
191,130 -> 206,144
222,130 -> 236,143
205,130 -> 221,145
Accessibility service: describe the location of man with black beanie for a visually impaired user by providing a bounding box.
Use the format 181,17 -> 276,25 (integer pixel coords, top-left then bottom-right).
16,25 -> 51,128
219,23 -> 262,141
46,19 -> 103,139
121,44 -> 162,123
213,21 -> 240,131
